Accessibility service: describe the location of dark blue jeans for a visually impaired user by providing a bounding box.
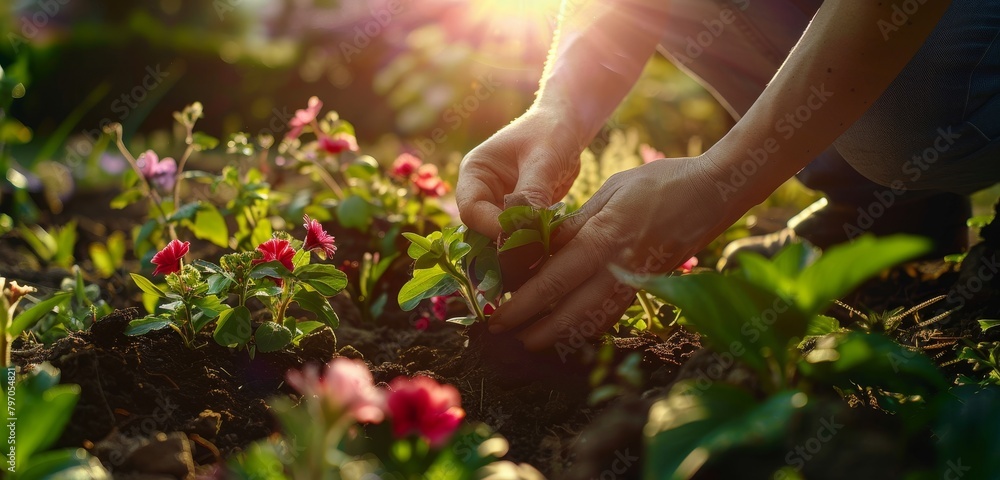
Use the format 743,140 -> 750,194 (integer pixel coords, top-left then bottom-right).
657,0 -> 1000,206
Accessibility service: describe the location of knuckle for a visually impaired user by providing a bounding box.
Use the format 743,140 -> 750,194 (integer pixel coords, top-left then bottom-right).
534,273 -> 570,299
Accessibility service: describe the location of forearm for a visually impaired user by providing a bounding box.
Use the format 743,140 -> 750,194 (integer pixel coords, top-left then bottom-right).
707,0 -> 951,207
536,0 -> 669,148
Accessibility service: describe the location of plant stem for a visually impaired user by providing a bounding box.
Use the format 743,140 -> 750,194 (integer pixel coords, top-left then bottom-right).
636,290 -> 657,326
171,142 -> 196,215
308,157 -> 346,199
109,124 -> 177,241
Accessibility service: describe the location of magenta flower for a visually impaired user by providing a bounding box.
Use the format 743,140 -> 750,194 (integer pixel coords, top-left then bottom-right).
640,144 -> 666,164
286,358 -> 386,424
286,96 -> 323,140
679,256 -> 699,274
151,239 -> 190,276
413,164 -> 449,198
136,150 -> 178,191
254,238 -> 296,286
414,315 -> 431,331
430,295 -> 449,321
387,376 -> 465,447
302,215 -> 337,259
319,132 -> 358,155
390,153 -> 422,180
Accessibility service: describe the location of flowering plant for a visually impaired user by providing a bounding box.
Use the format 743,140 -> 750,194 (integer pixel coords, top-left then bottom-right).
127,215 -> 347,354
231,358 -> 508,480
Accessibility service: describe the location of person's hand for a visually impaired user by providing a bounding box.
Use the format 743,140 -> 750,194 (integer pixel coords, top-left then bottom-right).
456,106 -> 586,240
488,155 -> 737,350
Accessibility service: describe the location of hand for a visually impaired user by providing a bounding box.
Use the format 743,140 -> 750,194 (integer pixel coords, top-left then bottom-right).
488,155 -> 736,350
456,106 -> 586,240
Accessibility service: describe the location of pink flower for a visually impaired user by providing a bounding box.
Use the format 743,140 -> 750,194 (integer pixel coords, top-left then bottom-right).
390,153 -> 422,179
640,144 -> 666,164
413,164 -> 449,198
679,256 -> 698,274
151,239 -> 190,276
482,303 -> 495,316
136,150 -> 178,191
254,238 -> 296,286
302,215 -> 337,259
286,96 -> 323,140
387,376 -> 465,447
319,132 -> 358,155
286,358 -> 386,424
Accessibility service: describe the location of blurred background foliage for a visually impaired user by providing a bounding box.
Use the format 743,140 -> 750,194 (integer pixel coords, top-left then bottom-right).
0,0 -> 733,183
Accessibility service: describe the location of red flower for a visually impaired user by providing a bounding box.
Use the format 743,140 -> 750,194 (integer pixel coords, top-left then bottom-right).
286,96 -> 323,140
319,132 -> 358,155
430,295 -> 449,321
151,239 -> 190,276
302,215 -> 337,259
679,256 -> 699,274
413,164 -> 449,198
482,303 -> 495,316
254,238 -> 295,286
387,376 -> 465,447
390,153 -> 422,179
414,315 -> 431,331
286,358 -> 386,424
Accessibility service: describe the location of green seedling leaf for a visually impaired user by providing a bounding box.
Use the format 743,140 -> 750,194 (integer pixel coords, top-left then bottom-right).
398,264 -> 461,311
125,316 -> 174,336
805,315 -> 842,338
403,232 -> 434,259
169,201 -> 202,222
9,369 -> 81,467
131,273 -> 166,298
110,189 -> 144,209
255,322 -> 293,353
191,295 -> 226,332
10,292 -> 72,336
206,273 -> 234,295
292,289 -> 340,329
294,263 -> 349,296
498,206 -> 539,233
214,306 -> 252,347
446,316 -> 478,326
295,321 -> 326,338
498,229 -> 542,252
250,260 -> 291,281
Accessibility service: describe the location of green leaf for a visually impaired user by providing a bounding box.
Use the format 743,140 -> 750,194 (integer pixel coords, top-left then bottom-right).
645,383 -> 804,480
15,448 -> 110,479
10,292 -> 72,336
135,219 -> 159,249
169,201 -> 203,222
110,189 -> 144,209
250,260 -> 291,281
191,203 -> 229,247
294,263 -> 349,296
192,131 -> 220,151
255,322 -> 293,353
191,295 -> 226,332
967,213 -> 995,229
131,273 -> 166,298
403,232 -> 434,259
206,273 -> 234,295
934,385 -> 1000,478
398,265 -> 460,311
337,195 -> 372,230
979,319 -> 1000,332
446,316 -> 478,326
292,289 -> 340,329
498,229 -> 542,252
796,235 -> 930,316
124,316 -> 174,336
498,206 -> 538,234
10,369 -> 81,465
214,306 -> 252,347
800,332 -> 947,397
295,321 -> 326,338
805,315 -> 842,337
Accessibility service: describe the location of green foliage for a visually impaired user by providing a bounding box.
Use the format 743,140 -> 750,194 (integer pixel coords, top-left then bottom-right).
2,364 -> 110,479
617,236 -> 949,479
22,268 -> 112,344
18,221 -> 77,268
399,226 -> 495,324
498,202 -> 574,257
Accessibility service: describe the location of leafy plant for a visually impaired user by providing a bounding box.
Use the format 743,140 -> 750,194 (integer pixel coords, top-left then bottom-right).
23,266 -> 112,344
955,319 -> 1000,387
2,363 -> 110,479
127,217 -> 347,354
17,221 -> 77,268
398,226 -> 500,325
618,235 -> 953,479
